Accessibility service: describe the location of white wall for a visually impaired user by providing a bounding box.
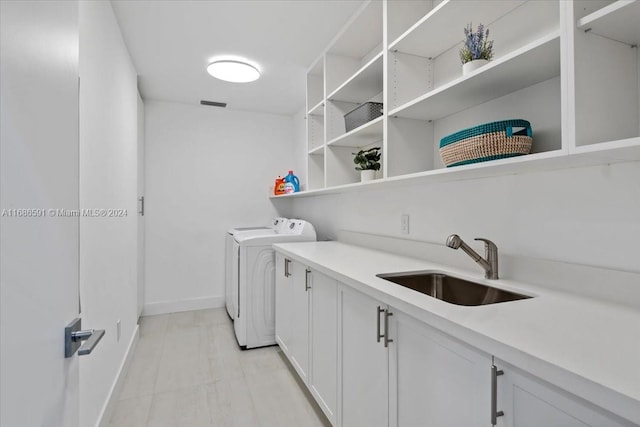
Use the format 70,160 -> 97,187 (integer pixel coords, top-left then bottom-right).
144,100 -> 296,314
79,2 -> 138,426
291,161 -> 640,275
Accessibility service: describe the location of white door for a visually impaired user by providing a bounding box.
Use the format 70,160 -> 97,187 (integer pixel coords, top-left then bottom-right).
289,260 -> 310,382
496,359 -> 630,427
309,269 -> 338,424
339,286 -> 388,427
1,1 -> 81,426
136,91 -> 145,318
389,310 -> 491,427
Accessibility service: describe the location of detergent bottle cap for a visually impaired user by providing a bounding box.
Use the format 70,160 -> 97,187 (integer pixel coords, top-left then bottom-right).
288,170 -> 294,174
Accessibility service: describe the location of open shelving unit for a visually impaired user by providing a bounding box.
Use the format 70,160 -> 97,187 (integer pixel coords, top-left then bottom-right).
388,0 -> 527,58
576,0 -> 640,46
328,116 -> 383,147
275,0 -> 640,199
390,33 -> 560,121
572,0 -> 640,151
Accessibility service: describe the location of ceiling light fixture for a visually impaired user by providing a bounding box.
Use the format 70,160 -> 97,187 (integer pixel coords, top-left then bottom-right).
206,60 -> 260,83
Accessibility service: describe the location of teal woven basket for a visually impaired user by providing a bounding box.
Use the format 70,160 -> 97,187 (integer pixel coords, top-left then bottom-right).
439,119 -> 533,167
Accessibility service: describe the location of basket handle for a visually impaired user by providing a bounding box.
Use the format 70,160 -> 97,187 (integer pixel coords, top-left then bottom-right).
506,124 -> 532,137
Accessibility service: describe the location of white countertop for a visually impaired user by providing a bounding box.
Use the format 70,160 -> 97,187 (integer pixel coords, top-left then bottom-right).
273,241 -> 640,424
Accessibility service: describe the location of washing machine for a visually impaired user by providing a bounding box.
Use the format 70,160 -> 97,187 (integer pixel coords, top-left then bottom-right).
232,219 -> 316,349
225,217 -> 288,318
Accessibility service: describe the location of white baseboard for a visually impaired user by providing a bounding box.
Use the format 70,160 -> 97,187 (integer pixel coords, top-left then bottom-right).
142,295 -> 225,316
96,324 -> 139,427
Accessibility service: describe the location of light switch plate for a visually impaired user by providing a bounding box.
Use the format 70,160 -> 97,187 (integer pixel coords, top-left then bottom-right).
401,214 -> 410,234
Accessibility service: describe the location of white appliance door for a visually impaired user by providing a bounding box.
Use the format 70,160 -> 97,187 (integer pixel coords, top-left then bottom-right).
244,246 -> 277,348
1,1 -> 81,425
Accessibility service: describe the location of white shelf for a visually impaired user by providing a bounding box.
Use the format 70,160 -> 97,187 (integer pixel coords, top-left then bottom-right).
308,101 -> 324,116
573,137 -> 640,159
275,151 -> 566,199
327,52 -> 383,104
328,0 -> 382,58
389,0 -> 526,58
327,116 -> 383,148
390,32 -> 560,121
576,0 -> 640,46
308,145 -> 325,156
273,139 -> 640,199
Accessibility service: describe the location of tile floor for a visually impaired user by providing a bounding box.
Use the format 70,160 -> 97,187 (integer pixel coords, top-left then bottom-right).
108,308 -> 331,427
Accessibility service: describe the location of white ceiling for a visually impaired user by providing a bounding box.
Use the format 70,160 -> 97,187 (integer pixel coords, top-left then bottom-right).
111,0 -> 365,116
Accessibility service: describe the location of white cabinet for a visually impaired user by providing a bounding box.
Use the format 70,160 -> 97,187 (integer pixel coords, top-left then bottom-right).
309,270 -> 338,424
495,359 -> 632,427
275,255 -> 339,424
290,261 -> 310,382
275,254 -> 308,381
338,286 -> 389,427
275,250 -> 636,426
388,310 -> 491,427
337,287 -> 493,427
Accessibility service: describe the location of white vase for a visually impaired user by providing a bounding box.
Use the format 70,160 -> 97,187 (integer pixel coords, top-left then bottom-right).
360,170 -> 376,182
462,59 -> 489,76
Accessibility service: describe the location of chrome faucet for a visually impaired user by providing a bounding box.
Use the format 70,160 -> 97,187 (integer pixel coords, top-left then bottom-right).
446,234 -> 499,279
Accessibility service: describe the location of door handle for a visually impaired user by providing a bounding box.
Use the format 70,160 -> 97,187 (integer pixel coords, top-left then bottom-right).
305,268 -> 311,291
138,196 -> 144,216
376,306 -> 384,343
491,364 -> 505,425
284,258 -> 291,277
384,309 -> 393,348
65,318 -> 105,357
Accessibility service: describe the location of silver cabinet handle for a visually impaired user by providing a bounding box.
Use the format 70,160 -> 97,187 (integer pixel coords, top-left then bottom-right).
384,309 -> 393,348
491,364 -> 505,425
65,318 -> 105,357
138,196 -> 144,216
305,268 -> 311,291
376,306 -> 385,343
76,329 -> 105,355
284,258 -> 291,277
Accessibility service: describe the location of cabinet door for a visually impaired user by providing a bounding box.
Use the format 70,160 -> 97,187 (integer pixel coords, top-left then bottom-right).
309,270 -> 338,424
339,286 -> 388,427
389,311 -> 491,427
274,253 -> 292,355
496,359 -> 631,427
289,260 -> 310,383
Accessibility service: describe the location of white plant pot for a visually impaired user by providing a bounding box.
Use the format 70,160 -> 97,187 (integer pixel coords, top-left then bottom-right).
360,170 -> 376,182
462,59 -> 489,76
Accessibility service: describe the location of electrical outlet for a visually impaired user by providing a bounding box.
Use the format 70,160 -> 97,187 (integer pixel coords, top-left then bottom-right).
401,214 -> 410,234
116,319 -> 121,342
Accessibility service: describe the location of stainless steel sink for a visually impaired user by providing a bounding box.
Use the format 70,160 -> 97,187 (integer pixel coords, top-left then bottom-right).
376,271 -> 532,306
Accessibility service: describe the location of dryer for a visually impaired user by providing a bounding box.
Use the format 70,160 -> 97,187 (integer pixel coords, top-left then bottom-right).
232,219 -> 316,349
225,217 -> 287,318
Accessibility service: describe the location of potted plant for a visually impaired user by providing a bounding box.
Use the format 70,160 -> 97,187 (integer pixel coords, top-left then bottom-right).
353,147 -> 381,182
460,23 -> 494,76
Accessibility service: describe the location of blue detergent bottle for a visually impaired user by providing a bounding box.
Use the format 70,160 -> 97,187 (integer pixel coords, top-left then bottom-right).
284,170 -> 300,193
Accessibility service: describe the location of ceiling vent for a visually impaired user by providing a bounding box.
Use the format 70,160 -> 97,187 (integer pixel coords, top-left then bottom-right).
200,100 -> 227,108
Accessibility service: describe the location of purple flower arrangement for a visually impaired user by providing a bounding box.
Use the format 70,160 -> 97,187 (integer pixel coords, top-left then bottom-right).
460,23 -> 494,64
